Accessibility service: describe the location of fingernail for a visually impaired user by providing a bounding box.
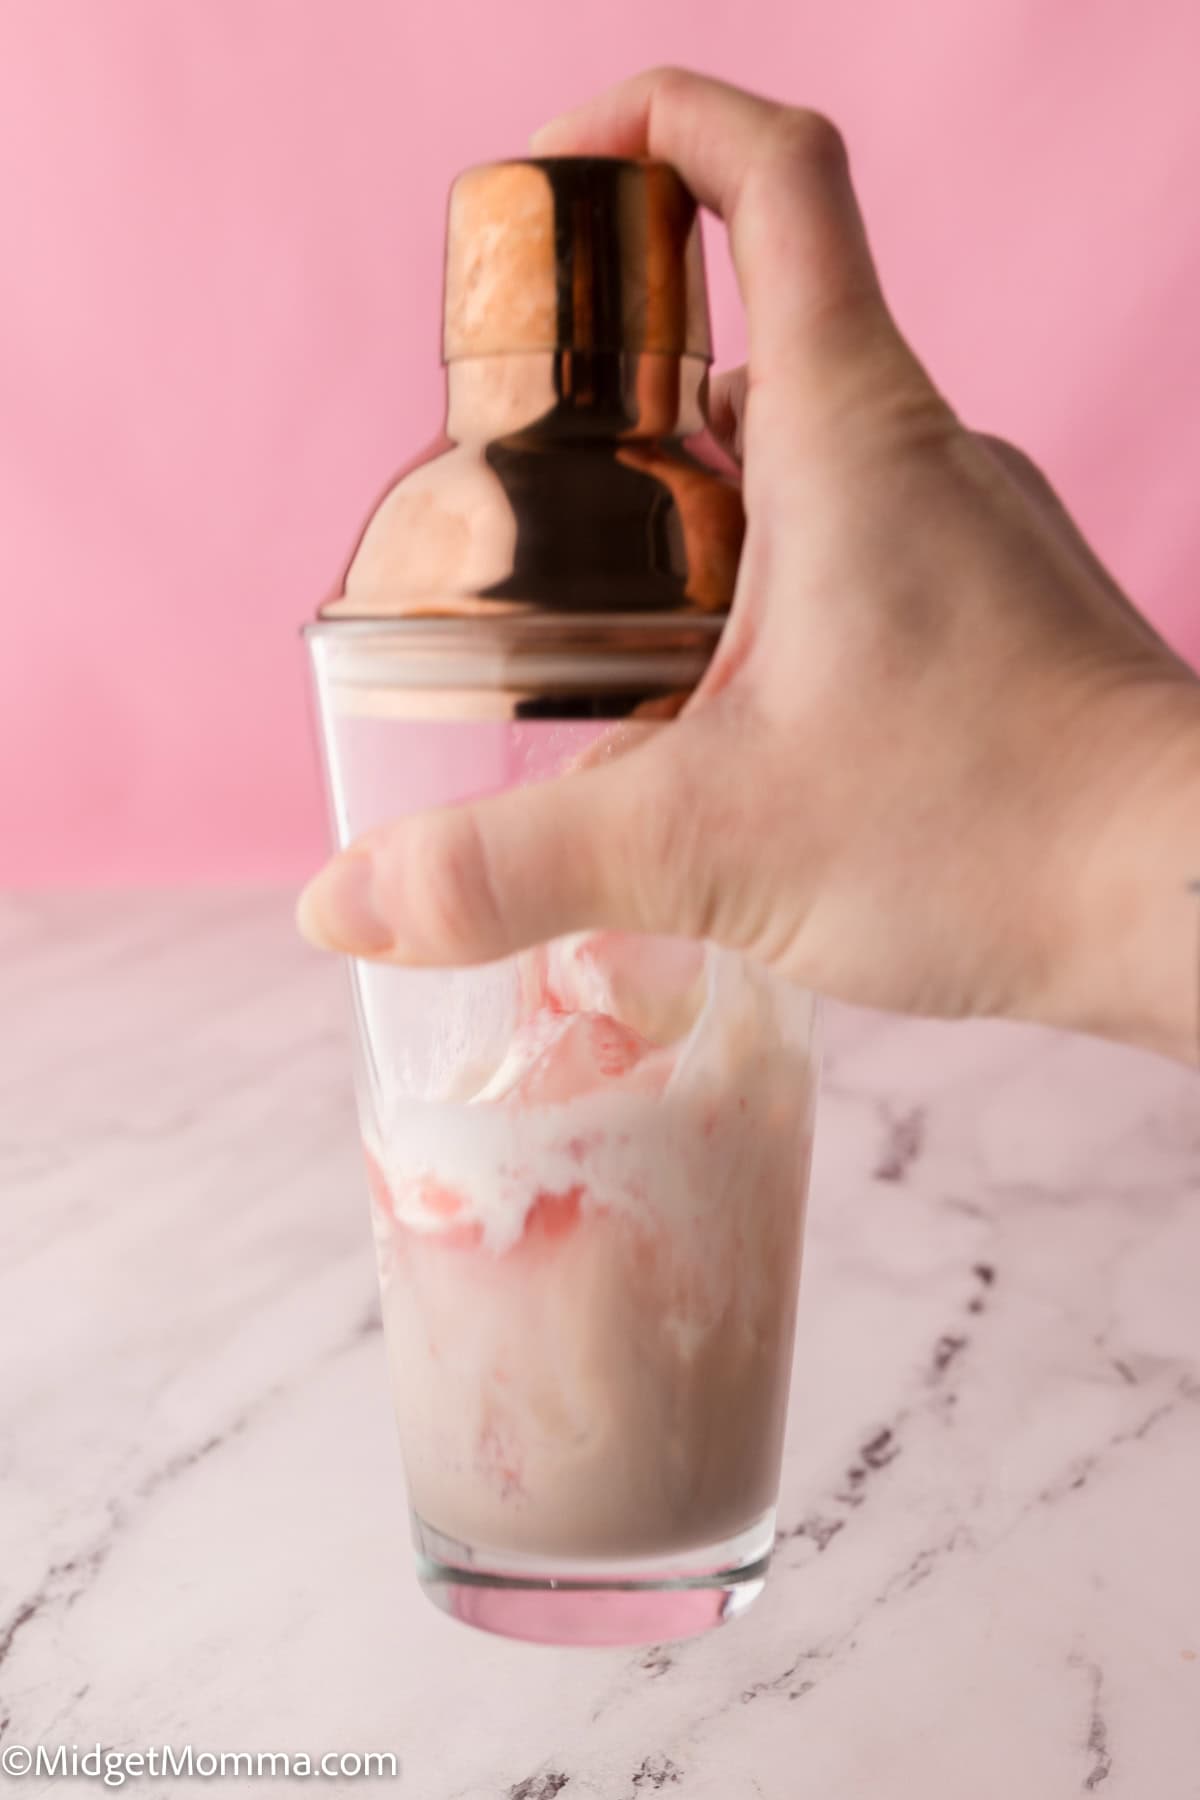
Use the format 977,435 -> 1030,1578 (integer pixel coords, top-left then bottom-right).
296,849 -> 394,955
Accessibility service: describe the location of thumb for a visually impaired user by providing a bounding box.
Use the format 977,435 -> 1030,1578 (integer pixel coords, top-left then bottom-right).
296,719 -> 724,965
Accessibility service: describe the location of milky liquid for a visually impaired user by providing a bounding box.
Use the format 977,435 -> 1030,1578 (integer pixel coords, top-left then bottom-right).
365,932 -> 814,1561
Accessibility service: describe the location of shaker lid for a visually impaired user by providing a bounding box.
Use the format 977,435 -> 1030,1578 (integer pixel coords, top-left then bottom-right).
443,157 -> 712,362
314,153 -> 741,640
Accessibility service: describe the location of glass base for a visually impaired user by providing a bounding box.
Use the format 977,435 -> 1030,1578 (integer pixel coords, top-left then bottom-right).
412,1509 -> 775,1647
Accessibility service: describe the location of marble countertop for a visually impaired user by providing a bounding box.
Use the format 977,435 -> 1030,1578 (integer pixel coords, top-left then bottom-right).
2,891 -> 1199,1798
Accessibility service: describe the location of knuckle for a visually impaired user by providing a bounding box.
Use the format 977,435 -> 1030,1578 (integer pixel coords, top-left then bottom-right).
981,433 -> 1046,483
772,107 -> 848,176
645,64 -> 694,108
977,433 -> 1061,508
645,61 -> 688,89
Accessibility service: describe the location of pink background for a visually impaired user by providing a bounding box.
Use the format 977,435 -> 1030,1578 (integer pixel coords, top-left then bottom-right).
3,0 -> 1198,884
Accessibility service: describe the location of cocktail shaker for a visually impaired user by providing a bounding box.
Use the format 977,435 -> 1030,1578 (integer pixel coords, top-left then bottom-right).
306,158 -> 818,1646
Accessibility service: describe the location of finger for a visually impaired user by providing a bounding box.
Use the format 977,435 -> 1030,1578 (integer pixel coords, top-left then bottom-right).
709,364 -> 748,461
531,67 -> 889,389
296,720 -> 722,966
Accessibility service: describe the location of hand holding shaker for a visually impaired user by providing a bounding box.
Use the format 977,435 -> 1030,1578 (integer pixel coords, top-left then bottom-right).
306,158 -> 818,1646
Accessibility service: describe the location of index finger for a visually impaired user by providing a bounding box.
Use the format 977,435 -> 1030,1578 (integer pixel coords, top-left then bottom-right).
531,67 -> 884,385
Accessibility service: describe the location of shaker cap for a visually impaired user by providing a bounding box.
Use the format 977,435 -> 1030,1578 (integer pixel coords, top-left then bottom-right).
313,150 -> 741,657
442,157 -> 712,362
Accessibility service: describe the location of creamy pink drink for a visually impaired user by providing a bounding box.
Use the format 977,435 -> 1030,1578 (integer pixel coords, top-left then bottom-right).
364,933 -> 814,1573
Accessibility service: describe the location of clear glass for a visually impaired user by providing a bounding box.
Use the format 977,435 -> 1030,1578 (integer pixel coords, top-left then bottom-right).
308,631 -> 818,1646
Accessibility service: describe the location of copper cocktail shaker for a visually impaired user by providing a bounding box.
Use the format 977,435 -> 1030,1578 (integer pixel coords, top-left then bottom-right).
307,158 -> 818,1647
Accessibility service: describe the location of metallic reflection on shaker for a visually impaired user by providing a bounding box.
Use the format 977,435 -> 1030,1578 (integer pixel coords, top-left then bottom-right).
315,157 -> 744,721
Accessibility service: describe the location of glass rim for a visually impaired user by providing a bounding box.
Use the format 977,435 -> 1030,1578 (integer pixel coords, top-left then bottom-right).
303,611 -> 726,643
305,612 -> 724,702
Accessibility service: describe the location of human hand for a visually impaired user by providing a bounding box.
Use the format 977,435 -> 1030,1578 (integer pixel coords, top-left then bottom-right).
299,69 -> 1200,1062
